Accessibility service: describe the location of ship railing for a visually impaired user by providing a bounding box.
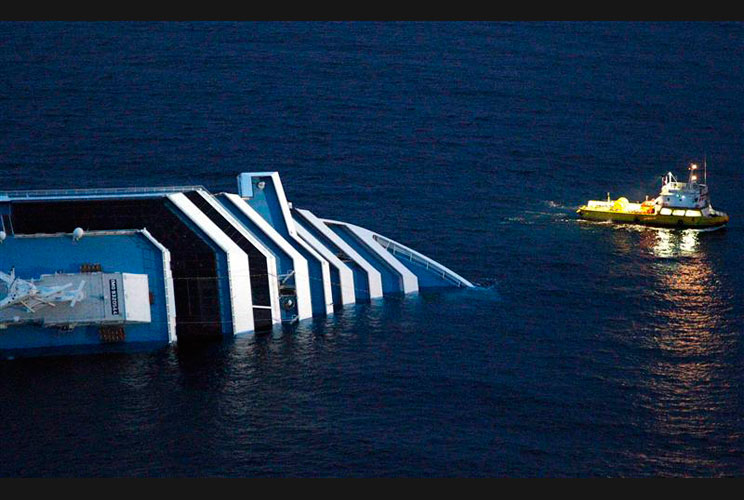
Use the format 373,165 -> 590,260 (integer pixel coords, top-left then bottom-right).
373,234 -> 471,288
0,185 -> 208,200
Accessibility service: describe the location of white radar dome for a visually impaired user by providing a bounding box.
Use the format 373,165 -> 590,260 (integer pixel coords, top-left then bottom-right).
72,227 -> 85,241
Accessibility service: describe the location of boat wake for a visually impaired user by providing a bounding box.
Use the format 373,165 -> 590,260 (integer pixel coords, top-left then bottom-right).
544,200 -> 566,209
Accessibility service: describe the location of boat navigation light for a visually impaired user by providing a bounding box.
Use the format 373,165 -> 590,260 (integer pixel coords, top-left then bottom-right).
691,175 -> 697,181
691,164 -> 698,170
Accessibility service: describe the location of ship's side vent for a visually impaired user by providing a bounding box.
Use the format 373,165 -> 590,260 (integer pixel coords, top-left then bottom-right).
335,251 -> 353,263
278,269 -> 298,318
278,291 -> 298,321
80,263 -> 102,273
99,326 -> 126,343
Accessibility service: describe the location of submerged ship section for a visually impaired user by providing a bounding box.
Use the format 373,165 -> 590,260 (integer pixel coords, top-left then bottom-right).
0,172 -> 473,357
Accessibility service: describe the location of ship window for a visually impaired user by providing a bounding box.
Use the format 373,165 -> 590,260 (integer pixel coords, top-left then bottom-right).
660,208 -> 672,215
685,210 -> 702,217
672,209 -> 686,216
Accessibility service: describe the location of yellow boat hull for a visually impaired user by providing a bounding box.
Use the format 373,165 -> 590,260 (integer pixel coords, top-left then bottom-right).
577,207 -> 729,229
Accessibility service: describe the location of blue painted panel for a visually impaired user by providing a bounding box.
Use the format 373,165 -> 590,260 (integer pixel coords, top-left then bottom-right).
387,251 -> 453,288
236,173 -> 253,199
329,225 -> 403,295
245,177 -> 288,236
292,212 -> 369,301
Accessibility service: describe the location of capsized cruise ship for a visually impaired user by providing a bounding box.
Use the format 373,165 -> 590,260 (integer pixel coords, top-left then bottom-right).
0,172 -> 473,358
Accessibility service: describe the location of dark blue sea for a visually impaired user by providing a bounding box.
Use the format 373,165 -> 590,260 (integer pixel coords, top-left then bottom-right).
1,22 -> 743,477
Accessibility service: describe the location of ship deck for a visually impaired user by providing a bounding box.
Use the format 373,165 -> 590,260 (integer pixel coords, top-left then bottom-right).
0,230 -> 173,355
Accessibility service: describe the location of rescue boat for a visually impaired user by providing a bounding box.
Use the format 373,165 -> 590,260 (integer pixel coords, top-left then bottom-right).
577,162 -> 729,229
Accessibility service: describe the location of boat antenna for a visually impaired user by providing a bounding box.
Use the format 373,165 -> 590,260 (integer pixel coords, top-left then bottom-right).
704,153 -> 708,185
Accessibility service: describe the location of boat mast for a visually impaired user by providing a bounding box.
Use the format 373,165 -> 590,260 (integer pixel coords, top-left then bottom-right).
704,153 -> 708,185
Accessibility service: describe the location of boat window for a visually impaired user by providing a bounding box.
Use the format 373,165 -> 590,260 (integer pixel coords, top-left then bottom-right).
660,208 -> 672,215
685,210 -> 702,217
672,209 -> 686,216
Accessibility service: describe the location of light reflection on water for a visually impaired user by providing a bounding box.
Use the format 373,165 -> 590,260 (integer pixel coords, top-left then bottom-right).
640,228 -> 729,354
627,227 -> 736,475
649,228 -> 701,258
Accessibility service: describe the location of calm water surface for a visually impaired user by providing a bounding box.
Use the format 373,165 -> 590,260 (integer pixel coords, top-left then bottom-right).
0,22 -> 743,477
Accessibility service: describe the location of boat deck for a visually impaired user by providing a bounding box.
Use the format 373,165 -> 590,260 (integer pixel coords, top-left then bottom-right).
0,230 -> 173,354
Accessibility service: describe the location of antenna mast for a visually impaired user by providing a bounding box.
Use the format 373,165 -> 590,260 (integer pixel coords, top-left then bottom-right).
704,153 -> 708,185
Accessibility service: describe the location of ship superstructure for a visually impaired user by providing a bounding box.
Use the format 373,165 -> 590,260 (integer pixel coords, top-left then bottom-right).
0,172 -> 473,357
